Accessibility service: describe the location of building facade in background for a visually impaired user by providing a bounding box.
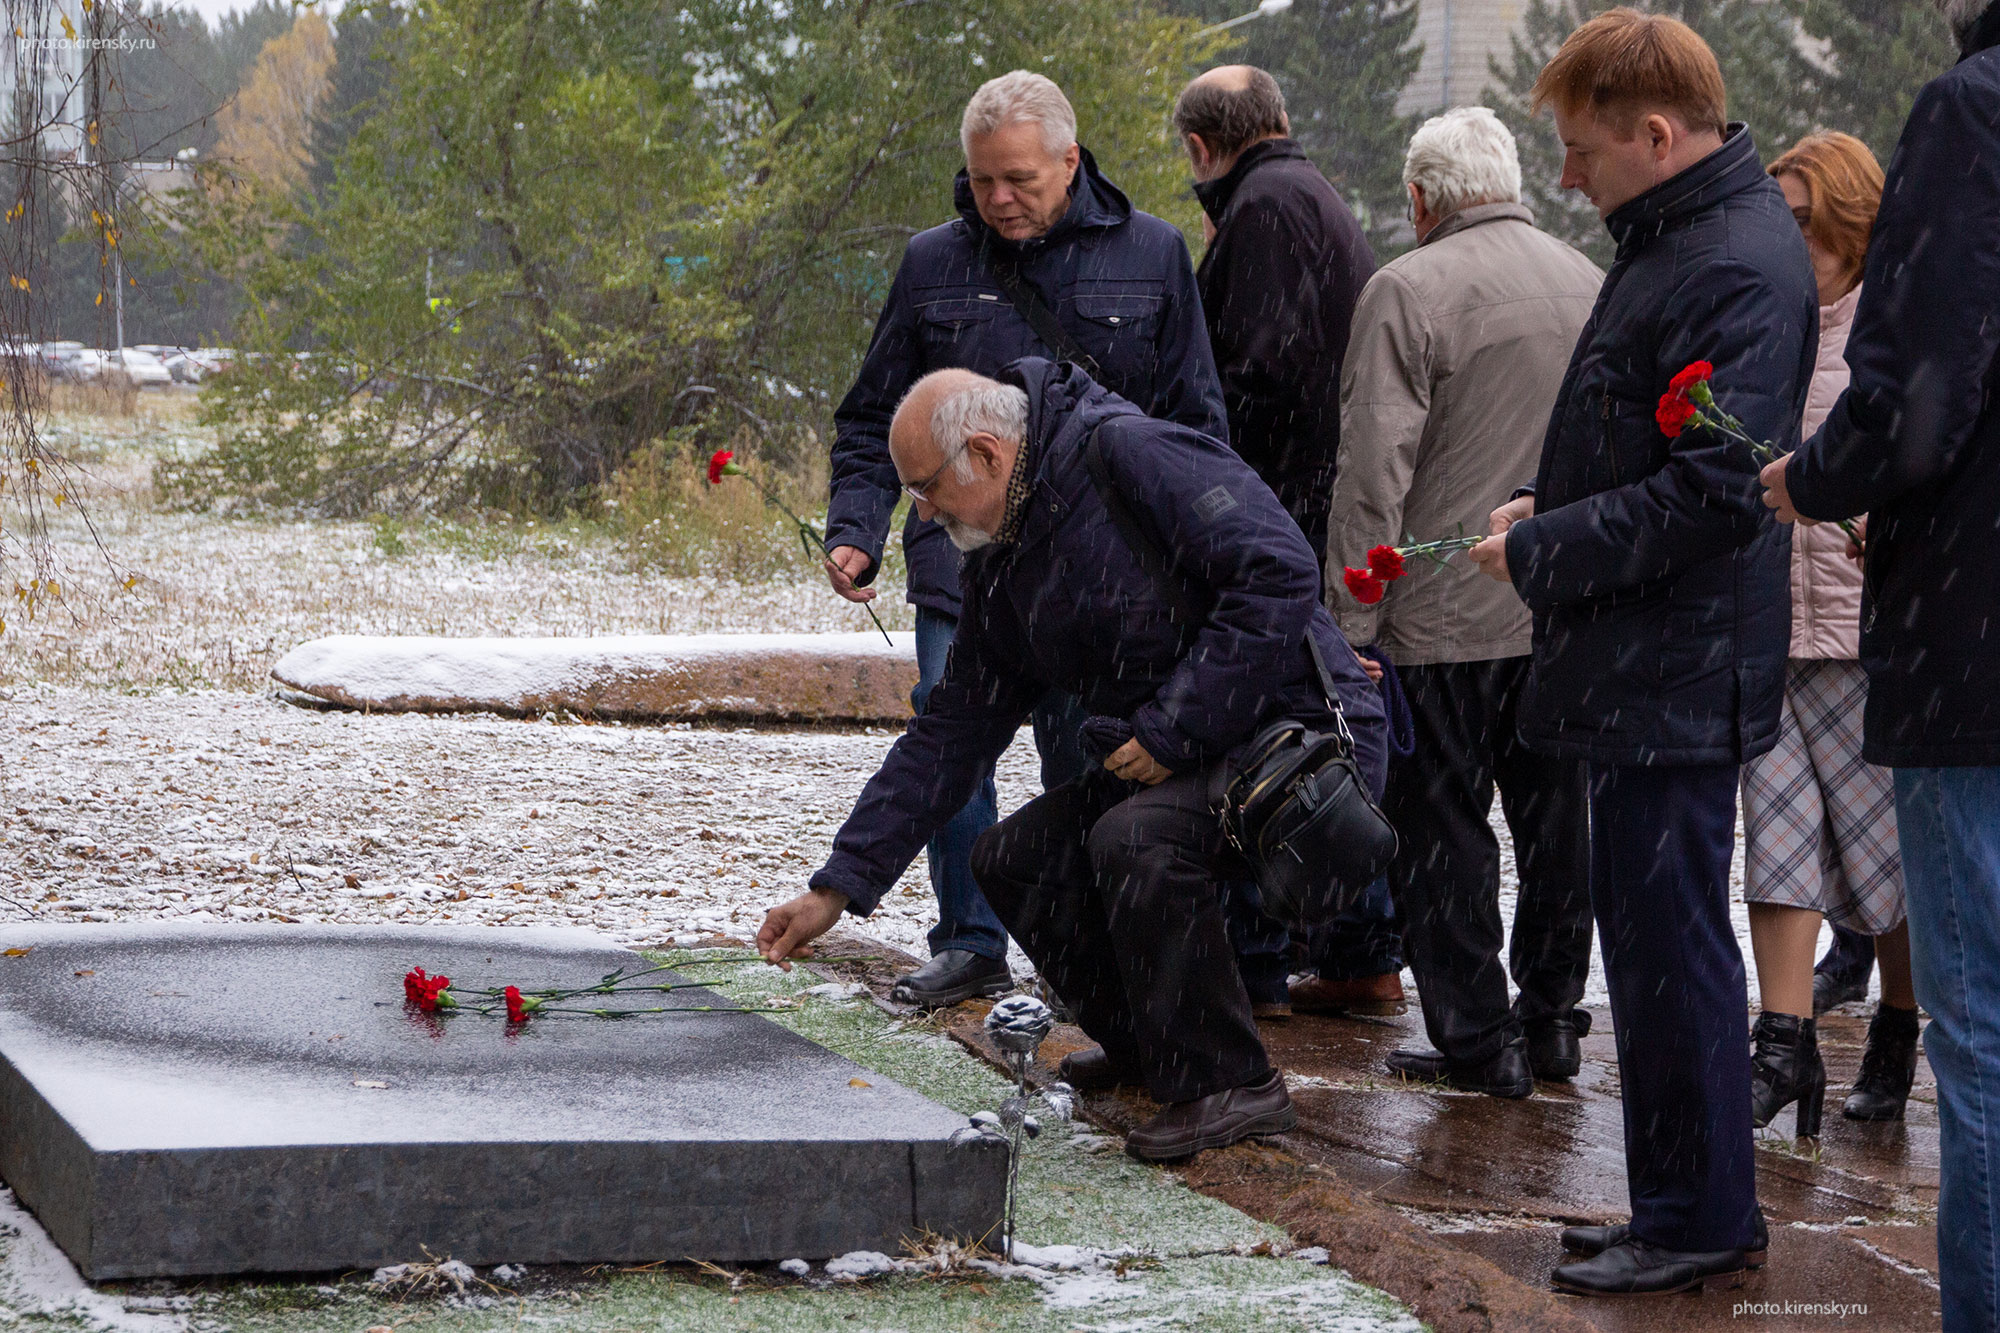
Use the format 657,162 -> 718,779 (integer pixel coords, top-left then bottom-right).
1399,0 -> 1528,113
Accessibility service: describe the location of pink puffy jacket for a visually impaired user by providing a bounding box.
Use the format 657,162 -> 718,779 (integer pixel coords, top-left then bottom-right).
1790,285 -> 1864,659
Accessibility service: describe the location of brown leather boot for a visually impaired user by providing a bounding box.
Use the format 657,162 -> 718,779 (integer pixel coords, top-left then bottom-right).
1124,1070 -> 1296,1161
1288,970 -> 1406,1016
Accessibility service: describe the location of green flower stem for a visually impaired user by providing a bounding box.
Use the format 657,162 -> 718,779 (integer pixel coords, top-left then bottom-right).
532,1005 -> 791,1018
1686,397 -> 1863,544
724,465 -> 894,646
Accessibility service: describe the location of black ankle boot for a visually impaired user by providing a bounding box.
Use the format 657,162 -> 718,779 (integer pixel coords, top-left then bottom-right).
1750,1011 -> 1826,1138
1843,1003 -> 1921,1121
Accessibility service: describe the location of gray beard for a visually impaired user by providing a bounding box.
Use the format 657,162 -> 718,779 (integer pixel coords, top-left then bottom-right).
940,515 -> 994,552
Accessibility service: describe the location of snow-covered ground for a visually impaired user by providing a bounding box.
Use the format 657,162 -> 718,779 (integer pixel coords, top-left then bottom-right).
0,419 -> 1829,1011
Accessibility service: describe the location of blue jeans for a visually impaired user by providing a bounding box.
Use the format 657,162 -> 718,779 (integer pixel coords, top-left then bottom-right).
913,608 -> 1088,961
1896,766 -> 2000,1333
1588,762 -> 1759,1253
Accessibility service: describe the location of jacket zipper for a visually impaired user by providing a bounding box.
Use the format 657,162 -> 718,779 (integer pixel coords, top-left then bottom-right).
1602,393 -> 1620,486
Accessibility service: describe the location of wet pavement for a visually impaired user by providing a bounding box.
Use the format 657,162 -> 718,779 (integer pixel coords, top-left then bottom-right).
942,984 -> 1941,1332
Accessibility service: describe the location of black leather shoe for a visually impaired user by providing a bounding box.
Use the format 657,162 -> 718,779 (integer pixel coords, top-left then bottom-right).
1552,1238 -> 1746,1295
1562,1207 -> 1768,1269
1526,1011 -> 1591,1081
1750,1011 -> 1827,1137
1124,1070 -> 1296,1161
889,949 -> 1012,1009
1844,1003 -> 1922,1121
1386,1039 -> 1534,1098
1058,1044 -> 1145,1092
1812,968 -> 1870,1016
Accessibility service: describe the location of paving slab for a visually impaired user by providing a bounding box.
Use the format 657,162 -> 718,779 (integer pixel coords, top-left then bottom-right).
1437,1224 -> 1940,1331
0,923 -> 1003,1279
269,632 -> 920,723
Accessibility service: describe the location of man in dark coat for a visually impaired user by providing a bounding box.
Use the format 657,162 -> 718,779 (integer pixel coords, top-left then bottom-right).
1761,1 -> 2000,1321
1470,10 -> 1815,1296
761,357 -> 1386,1161
821,71 -> 1228,1010
1172,64 -> 1404,1022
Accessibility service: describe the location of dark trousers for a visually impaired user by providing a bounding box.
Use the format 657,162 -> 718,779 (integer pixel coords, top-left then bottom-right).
913,608 -> 1089,961
1388,659 -> 1591,1064
1589,762 -> 1760,1253
971,768 -> 1270,1104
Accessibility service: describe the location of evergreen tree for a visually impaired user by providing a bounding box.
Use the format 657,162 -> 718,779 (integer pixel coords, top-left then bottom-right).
308,3 -> 407,199
1164,0 -> 1424,249
1489,0 -> 1825,263
1802,0 -> 1957,165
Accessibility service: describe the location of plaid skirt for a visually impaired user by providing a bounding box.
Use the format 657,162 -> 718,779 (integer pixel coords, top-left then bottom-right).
1741,658 -> 1905,933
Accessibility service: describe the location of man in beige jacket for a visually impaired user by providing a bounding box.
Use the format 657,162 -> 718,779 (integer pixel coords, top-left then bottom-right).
1325,106 -> 1602,1097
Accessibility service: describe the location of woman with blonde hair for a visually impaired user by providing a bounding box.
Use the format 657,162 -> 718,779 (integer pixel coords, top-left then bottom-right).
1743,130 -> 1920,1138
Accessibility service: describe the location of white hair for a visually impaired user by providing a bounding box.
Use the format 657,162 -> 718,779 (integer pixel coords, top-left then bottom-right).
961,71 -> 1077,157
930,381 -> 1029,484
1402,106 -> 1522,219
1939,0 -> 1985,42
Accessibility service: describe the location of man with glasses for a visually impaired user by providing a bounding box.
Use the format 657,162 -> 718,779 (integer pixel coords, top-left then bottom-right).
764,359 -> 1384,1160
821,71 -> 1227,1009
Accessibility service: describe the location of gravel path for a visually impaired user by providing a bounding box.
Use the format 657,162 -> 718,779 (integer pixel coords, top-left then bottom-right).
0,686 -> 1042,962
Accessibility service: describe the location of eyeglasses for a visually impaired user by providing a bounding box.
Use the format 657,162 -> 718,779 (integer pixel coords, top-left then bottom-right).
902,443 -> 966,505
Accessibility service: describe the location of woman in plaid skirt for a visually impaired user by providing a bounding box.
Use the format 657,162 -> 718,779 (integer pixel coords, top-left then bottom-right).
1741,132 -> 1922,1138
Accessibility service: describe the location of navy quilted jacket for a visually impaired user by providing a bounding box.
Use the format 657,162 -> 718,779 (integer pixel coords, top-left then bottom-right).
1505,126 -> 1817,765
812,359 -> 1383,916
825,150 -> 1228,618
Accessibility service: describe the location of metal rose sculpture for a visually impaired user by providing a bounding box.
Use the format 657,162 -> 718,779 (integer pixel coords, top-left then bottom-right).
953,994 -> 1074,1261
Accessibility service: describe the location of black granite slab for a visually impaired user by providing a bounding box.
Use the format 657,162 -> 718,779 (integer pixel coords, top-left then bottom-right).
0,924 -> 1004,1278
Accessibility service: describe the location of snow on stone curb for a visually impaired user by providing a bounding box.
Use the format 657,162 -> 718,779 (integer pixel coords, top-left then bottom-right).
270,632 -> 919,724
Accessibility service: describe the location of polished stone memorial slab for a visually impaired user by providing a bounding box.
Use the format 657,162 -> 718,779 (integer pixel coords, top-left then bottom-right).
0,923 -> 1004,1279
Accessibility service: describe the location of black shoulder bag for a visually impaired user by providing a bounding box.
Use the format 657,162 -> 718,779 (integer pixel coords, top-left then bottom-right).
1082,431 -> 1399,929
982,242 -> 1104,381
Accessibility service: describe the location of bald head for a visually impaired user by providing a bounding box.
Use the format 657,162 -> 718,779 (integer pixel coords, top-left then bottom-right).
890,370 -> 1028,552
1174,65 -> 1289,181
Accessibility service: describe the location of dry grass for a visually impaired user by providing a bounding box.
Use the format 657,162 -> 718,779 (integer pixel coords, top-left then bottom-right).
0,402 -> 912,692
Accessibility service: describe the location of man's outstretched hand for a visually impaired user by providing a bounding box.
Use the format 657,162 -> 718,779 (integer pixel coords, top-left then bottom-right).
756,887 -> 850,970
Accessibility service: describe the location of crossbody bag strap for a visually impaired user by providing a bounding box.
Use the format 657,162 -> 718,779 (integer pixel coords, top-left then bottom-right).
982,241 -> 1104,380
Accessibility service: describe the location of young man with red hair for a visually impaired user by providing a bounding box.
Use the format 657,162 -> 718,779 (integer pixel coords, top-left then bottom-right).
1469,8 -> 1817,1295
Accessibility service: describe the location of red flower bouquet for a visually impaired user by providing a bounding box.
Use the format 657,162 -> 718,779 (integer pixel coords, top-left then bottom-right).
1656,362 -> 1859,542
1339,535 -> 1483,605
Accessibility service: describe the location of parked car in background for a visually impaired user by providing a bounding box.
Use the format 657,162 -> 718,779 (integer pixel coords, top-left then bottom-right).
107,349 -> 173,388
164,348 -> 233,383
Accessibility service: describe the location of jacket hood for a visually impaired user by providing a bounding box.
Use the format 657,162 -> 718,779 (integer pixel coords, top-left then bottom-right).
995,355 -> 1106,462
1192,137 -> 1305,223
1963,0 -> 2000,57
953,146 -> 1132,256
1604,123 -> 1766,254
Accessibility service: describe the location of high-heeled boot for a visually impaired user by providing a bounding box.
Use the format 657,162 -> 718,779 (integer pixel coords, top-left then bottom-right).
1843,1003 -> 1921,1121
1750,1011 -> 1826,1138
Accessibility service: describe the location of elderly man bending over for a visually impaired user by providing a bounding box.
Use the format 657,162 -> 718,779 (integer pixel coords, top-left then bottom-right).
760,357 -> 1386,1160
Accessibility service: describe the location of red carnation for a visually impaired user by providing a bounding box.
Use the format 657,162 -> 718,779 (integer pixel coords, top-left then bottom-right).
404,967 -> 429,1004
504,985 -> 530,1024
1366,544 -> 1407,581
1342,565 -> 1386,605
706,449 -> 736,485
409,972 -> 452,1012
1669,361 -> 1714,392
1656,390 -> 1698,438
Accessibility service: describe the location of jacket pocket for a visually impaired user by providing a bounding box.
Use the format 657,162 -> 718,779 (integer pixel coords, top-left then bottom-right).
1068,288 -> 1165,390
916,291 -> 1007,361
1600,391 -> 1670,490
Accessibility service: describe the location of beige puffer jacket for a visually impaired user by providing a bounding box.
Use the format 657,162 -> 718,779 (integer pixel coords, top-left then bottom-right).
1791,284 -> 1864,659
